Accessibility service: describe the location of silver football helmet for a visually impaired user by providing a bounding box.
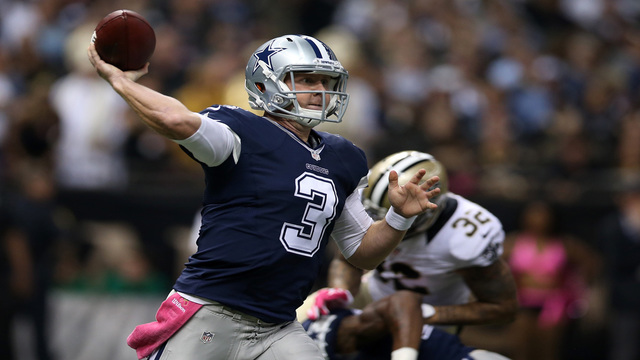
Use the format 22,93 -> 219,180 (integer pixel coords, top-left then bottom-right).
244,35 -> 350,127
363,151 -> 449,236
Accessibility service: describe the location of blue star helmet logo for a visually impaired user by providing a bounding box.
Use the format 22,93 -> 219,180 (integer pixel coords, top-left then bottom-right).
252,41 -> 285,74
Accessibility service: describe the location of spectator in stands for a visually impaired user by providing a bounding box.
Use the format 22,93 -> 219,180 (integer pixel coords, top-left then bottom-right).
597,178 -> 640,360
504,200 -> 601,360
49,21 -> 129,190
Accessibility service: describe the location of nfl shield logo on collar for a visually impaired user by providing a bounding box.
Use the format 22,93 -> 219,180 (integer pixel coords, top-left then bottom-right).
200,331 -> 214,344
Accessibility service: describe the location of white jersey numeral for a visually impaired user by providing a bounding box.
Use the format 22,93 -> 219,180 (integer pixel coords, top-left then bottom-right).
280,172 -> 337,257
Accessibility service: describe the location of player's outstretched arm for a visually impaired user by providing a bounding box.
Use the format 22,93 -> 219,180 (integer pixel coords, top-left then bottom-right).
349,172 -> 440,270
425,259 -> 518,326
87,43 -> 201,140
328,253 -> 364,296
336,291 -> 423,356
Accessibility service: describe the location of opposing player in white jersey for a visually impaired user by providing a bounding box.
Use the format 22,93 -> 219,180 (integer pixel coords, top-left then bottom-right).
303,151 -> 518,335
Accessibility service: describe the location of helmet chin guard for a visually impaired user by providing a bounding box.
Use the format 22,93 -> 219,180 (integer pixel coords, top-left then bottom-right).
245,35 -> 350,127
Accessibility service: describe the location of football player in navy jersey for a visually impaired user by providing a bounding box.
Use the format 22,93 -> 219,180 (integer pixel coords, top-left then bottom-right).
88,34 -> 441,360
303,290 -> 511,360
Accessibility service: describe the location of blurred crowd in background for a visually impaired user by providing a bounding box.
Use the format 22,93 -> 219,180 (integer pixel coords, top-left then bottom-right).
1,0 -> 640,359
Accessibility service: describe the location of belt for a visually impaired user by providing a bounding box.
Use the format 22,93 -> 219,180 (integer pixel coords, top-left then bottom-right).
174,290 -> 276,325
206,301 -> 272,325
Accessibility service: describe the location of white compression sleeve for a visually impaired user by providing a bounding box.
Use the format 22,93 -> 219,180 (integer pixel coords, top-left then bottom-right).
173,113 -> 240,166
330,188 -> 374,259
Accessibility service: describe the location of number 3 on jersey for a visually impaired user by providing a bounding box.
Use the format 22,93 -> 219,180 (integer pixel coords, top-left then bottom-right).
280,172 -> 338,257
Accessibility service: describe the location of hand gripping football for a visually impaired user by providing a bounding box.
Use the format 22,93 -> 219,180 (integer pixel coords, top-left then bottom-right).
91,9 -> 156,71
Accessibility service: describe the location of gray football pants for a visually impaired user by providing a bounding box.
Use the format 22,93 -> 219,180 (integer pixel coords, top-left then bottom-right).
154,301 -> 324,360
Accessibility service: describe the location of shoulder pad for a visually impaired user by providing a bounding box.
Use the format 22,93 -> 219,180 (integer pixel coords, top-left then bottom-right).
447,195 -> 505,265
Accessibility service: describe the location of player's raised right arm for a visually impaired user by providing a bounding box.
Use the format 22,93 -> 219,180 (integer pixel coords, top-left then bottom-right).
87,43 -> 201,140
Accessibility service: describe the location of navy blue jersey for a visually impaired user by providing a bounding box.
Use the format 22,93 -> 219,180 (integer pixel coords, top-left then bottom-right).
302,309 -> 477,360
303,309 -> 354,360
173,105 -> 368,323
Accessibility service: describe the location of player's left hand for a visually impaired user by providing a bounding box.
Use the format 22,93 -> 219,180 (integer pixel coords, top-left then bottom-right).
306,288 -> 353,321
387,170 -> 440,218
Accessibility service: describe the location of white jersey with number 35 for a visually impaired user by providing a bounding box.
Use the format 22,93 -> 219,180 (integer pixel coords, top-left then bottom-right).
365,193 -> 505,306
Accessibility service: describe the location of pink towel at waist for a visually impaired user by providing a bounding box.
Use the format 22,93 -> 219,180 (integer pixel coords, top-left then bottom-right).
127,292 -> 203,359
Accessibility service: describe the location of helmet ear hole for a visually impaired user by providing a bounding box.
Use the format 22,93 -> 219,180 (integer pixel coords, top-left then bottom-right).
256,83 -> 266,92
